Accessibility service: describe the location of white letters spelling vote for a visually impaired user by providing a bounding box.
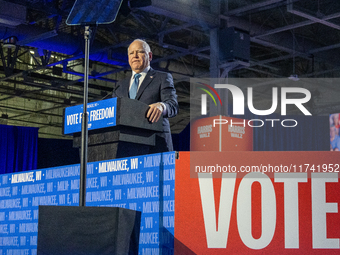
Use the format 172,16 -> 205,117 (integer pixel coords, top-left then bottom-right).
199,172 -> 339,250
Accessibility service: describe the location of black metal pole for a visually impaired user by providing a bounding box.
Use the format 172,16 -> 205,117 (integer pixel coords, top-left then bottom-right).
79,25 -> 91,207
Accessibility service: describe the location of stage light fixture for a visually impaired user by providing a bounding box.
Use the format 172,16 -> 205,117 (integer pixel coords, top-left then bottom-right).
3,36 -> 18,49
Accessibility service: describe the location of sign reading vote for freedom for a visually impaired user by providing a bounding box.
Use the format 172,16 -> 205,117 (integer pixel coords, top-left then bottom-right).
64,98 -> 117,135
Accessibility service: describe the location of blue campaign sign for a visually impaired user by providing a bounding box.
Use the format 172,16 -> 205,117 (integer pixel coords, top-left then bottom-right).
64,98 -> 117,134
0,151 -> 176,255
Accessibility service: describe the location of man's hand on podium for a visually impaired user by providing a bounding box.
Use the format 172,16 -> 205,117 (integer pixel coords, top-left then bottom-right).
147,102 -> 164,123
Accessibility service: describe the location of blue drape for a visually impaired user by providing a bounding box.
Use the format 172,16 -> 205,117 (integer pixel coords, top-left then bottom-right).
232,110 -> 329,151
0,125 -> 38,174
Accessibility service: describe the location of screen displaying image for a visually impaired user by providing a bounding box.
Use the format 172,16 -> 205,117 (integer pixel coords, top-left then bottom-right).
330,113 -> 340,151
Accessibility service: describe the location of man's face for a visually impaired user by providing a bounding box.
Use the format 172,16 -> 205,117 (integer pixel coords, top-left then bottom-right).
128,41 -> 152,73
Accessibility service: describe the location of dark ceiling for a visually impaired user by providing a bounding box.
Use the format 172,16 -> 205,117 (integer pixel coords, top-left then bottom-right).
1,0 -> 340,138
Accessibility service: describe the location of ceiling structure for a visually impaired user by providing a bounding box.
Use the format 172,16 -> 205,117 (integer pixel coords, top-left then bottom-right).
1,0 -> 340,139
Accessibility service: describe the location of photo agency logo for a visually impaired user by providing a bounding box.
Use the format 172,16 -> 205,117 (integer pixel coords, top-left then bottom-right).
197,82 -> 223,115
194,80 -> 312,128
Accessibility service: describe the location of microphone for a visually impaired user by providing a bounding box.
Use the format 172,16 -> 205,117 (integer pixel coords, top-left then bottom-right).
101,84 -> 120,100
101,91 -> 113,100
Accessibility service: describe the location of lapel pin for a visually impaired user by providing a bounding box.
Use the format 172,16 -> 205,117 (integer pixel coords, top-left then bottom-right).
150,76 -> 153,78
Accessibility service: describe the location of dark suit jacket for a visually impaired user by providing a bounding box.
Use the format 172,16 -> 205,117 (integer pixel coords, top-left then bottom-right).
112,68 -> 178,152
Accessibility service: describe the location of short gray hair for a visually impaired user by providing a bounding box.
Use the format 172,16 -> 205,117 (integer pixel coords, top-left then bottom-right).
128,39 -> 151,53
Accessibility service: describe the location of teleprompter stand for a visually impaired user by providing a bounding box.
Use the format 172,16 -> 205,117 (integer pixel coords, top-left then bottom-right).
37,1 -> 142,254
65,0 -> 123,206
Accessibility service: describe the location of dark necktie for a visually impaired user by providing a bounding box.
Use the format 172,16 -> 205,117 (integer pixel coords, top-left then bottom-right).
129,73 -> 141,99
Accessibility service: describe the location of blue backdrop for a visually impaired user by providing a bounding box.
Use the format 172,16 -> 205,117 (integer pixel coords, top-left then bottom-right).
231,110 -> 329,151
0,124 -> 38,174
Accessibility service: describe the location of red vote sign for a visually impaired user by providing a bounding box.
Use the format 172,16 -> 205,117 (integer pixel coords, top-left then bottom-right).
174,151 -> 340,254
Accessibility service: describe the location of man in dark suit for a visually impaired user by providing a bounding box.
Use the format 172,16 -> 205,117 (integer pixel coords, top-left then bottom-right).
112,39 -> 178,153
